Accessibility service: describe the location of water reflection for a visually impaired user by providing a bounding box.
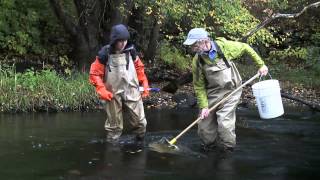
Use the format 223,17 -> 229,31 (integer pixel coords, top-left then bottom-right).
0,108 -> 319,179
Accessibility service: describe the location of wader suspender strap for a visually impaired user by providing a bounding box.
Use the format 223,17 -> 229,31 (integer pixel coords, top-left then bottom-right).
213,41 -> 231,68
107,59 -> 111,72
196,55 -> 205,80
102,45 -> 112,72
125,52 -> 130,70
196,41 -> 231,83
105,46 -> 130,72
196,55 -> 209,85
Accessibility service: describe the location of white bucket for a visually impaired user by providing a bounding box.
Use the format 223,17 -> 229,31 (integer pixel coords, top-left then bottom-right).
252,79 -> 284,119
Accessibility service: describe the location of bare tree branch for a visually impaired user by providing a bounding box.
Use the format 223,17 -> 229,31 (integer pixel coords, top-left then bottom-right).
242,1 -> 320,42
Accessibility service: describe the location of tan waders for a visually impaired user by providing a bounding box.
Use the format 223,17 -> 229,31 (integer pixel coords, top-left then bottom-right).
198,58 -> 242,148
104,53 -> 147,142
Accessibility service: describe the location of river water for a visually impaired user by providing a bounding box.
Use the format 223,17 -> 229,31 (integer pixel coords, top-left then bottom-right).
0,107 -> 319,180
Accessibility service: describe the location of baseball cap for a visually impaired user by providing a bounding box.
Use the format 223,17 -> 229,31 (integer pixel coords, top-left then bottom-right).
183,28 -> 209,45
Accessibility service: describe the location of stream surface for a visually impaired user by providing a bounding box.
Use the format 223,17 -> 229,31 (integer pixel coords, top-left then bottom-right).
0,107 -> 319,180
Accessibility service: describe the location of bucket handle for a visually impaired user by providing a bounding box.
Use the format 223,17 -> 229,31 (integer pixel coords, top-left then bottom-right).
259,73 -> 272,82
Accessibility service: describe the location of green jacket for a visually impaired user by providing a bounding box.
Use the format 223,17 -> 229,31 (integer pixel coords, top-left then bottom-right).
192,37 -> 265,108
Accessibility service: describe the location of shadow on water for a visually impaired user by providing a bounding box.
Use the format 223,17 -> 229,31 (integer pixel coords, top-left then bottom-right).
0,107 -> 320,179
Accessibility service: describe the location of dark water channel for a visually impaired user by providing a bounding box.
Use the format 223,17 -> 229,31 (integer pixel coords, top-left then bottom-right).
0,107 -> 319,180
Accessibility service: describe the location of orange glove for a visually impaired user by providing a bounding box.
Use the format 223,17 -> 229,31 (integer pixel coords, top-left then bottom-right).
89,58 -> 113,101
134,56 -> 149,98
96,86 -> 113,101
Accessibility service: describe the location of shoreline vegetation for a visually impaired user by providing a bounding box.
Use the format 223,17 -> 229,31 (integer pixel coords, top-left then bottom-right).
0,65 -> 96,113
0,63 -> 319,113
1,0 -> 319,113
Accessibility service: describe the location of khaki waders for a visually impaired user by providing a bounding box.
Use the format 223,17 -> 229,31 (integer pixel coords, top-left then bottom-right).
104,53 -> 147,141
198,58 -> 242,148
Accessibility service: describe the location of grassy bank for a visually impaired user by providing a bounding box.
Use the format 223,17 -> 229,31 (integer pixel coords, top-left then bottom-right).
236,62 -> 320,89
1,59 -> 319,113
0,66 -> 96,112
233,62 -> 320,108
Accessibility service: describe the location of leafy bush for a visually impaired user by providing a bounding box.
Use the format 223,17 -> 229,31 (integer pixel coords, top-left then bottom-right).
159,41 -> 191,71
161,0 -> 278,48
268,46 -> 319,66
268,47 -> 308,62
0,65 -> 96,112
0,0 -> 67,55
0,0 -> 42,54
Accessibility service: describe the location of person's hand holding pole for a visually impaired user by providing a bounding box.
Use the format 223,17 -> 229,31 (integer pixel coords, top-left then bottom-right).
200,108 -> 210,119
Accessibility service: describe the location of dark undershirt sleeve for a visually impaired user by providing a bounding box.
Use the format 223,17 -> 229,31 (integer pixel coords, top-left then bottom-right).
130,46 -> 137,61
97,46 -> 108,64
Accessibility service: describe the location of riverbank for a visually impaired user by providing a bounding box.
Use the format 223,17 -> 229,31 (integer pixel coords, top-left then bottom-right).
142,62 -> 320,111
0,65 -> 319,113
144,78 -> 320,111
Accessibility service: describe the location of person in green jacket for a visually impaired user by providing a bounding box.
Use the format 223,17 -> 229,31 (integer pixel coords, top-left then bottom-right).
183,28 -> 268,152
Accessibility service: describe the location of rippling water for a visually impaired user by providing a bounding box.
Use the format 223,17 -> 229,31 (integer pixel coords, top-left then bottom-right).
0,107 -> 319,179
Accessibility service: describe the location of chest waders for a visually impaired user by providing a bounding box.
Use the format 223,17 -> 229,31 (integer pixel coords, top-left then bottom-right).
104,52 -> 147,142
197,43 -> 242,148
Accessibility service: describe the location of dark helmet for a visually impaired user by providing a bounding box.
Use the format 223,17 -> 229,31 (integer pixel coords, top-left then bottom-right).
109,24 -> 130,45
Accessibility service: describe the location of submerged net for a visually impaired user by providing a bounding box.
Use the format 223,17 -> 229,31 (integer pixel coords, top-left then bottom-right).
148,137 -> 180,154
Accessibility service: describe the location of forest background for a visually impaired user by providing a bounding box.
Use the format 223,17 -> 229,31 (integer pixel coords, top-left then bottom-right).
0,0 -> 319,112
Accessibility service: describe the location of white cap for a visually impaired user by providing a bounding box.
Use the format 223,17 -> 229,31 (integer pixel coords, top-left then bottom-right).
183,28 -> 209,45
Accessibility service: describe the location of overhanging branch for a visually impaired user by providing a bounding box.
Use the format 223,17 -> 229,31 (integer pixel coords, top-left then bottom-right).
242,1 -> 320,42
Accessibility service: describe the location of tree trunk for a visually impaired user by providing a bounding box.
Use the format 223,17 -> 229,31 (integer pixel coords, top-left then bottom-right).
49,0 -> 98,70
128,6 -> 148,51
50,0 -> 136,70
145,19 -> 161,62
109,0 -> 135,26
145,17 -> 161,62
122,0 -> 135,24
98,0 -> 134,43
71,33 -> 92,71
72,0 -> 104,69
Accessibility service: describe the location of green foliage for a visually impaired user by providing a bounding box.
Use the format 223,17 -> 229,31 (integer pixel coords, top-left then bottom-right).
265,46 -> 320,88
305,47 -> 320,68
268,46 -> 319,66
0,0 -> 42,54
213,0 -> 277,46
0,65 -> 96,112
160,41 -> 191,71
311,32 -> 320,46
0,0 -> 67,56
158,0 -> 279,48
264,0 -> 289,11
0,0 -> 318,96
269,47 -> 308,62
275,63 -> 320,88
236,60 -> 320,89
